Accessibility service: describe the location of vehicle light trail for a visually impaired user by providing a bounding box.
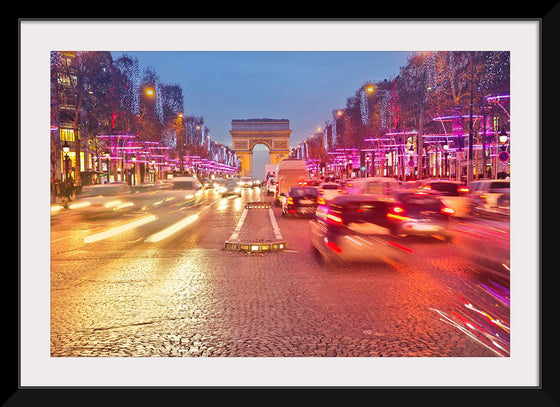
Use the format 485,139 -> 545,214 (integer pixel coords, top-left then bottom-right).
144,212 -> 200,243
84,214 -> 158,243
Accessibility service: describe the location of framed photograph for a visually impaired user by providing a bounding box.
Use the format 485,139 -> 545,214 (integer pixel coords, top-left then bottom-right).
18,17 -> 546,403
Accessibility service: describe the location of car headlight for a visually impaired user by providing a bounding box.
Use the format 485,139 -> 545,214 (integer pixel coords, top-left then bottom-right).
68,201 -> 91,209
104,200 -> 122,209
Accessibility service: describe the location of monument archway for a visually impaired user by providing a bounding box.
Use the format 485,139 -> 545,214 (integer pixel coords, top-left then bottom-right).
230,119 -> 291,177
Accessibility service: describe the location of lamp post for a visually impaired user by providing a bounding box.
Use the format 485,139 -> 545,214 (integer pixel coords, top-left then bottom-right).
62,141 -> 71,181
131,156 -> 136,186
104,150 -> 111,183
443,144 -> 449,179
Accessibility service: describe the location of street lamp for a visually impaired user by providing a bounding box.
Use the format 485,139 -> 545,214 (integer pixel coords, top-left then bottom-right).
62,141 -> 71,181
104,150 -> 111,183
443,144 -> 449,179
498,129 -> 508,146
131,156 -> 136,186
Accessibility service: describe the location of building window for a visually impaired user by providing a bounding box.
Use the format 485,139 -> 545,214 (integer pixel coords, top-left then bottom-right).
493,116 -> 499,133
60,128 -> 75,142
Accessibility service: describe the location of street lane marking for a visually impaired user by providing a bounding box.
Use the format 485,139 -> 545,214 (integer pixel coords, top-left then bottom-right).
268,208 -> 283,240
228,208 -> 248,241
84,214 -> 158,244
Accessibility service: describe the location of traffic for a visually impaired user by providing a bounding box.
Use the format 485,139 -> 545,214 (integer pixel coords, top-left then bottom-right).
51,158 -> 510,358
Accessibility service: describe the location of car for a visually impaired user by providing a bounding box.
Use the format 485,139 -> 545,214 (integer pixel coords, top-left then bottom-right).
164,176 -> 203,206
71,182 -> 135,216
415,179 -> 472,218
239,176 -> 254,188
213,178 -> 227,189
469,179 -> 510,216
220,178 -> 242,197
266,176 -> 277,196
310,194 -> 413,267
317,182 -> 341,203
343,177 -> 400,196
388,190 -> 454,241
282,186 -> 319,217
302,179 -> 321,187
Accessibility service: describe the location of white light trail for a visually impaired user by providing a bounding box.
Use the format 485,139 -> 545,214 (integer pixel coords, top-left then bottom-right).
144,213 -> 200,243
84,214 -> 158,244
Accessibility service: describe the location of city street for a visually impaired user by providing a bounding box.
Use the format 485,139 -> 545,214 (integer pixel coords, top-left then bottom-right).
50,186 -> 509,358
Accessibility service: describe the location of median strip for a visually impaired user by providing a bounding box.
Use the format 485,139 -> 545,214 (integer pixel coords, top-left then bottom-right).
224,201 -> 286,253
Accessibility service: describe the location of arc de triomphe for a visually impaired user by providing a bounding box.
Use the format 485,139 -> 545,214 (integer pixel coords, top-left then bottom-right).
230,119 -> 291,177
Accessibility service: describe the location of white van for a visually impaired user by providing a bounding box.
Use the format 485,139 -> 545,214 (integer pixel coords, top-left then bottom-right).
274,159 -> 308,206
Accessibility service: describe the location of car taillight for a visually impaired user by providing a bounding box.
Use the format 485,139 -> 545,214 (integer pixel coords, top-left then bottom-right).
326,240 -> 343,253
458,186 -> 469,193
387,206 -> 410,221
441,206 -> 455,215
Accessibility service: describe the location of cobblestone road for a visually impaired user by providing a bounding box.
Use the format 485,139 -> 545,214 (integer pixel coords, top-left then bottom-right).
50,190 -> 499,361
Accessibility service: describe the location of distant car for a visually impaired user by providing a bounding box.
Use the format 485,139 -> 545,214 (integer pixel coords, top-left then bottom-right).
266,176 -> 277,196
303,179 -> 321,187
469,179 -> 510,218
415,179 -> 472,218
239,176 -> 253,188
165,176 -> 203,206
343,177 -> 400,196
317,182 -> 341,202
71,182 -> 134,216
220,178 -> 242,197
388,190 -> 454,241
213,178 -> 227,189
282,186 -> 319,217
310,194 -> 412,267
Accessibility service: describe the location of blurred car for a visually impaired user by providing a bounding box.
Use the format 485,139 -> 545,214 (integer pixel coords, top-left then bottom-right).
343,177 -> 400,196
281,186 -> 320,217
71,182 -> 135,216
310,195 -> 412,266
388,190 -> 454,241
213,178 -> 227,189
416,179 -> 472,218
220,178 -> 242,197
266,176 -> 277,196
165,176 -> 203,206
239,176 -> 253,188
200,178 -> 214,189
469,179 -> 510,218
317,182 -> 341,203
302,179 -> 321,187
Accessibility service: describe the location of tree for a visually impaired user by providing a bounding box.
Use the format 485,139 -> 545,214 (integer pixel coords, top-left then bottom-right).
138,67 -> 163,142
112,54 -> 141,133
55,51 -> 114,185
160,84 -> 184,148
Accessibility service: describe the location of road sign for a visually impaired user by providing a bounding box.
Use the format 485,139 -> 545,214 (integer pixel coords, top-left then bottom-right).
498,151 -> 510,162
